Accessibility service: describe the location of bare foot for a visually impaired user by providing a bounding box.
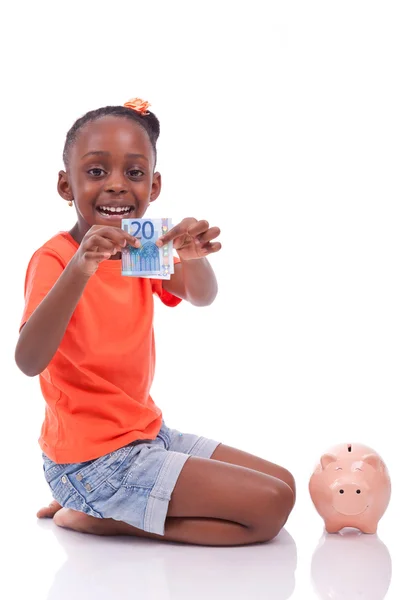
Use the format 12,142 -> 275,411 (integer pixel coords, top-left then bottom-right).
38,500 -> 144,536
53,507 -> 139,536
54,508 -> 97,533
37,500 -> 62,519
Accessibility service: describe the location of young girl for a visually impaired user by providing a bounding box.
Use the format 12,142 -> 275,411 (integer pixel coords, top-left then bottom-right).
15,98 -> 295,546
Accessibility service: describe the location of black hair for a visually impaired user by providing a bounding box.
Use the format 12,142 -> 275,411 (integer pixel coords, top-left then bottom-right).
62,105 -> 160,167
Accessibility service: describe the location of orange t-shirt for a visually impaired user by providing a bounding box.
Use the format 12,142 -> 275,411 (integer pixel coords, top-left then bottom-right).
20,232 -> 181,463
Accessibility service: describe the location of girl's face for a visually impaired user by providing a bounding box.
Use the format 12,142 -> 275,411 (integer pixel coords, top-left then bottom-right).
58,116 -> 161,241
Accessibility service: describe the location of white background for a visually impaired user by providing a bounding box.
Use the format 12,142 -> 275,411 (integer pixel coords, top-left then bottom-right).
2,1 -> 399,598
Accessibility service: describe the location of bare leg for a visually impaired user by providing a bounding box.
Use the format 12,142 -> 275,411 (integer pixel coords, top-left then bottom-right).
210,444 -> 296,501
45,455 -> 294,546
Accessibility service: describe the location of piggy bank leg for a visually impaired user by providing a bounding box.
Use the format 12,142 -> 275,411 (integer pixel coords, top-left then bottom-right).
324,519 -> 343,534
359,522 -> 378,534
350,515 -> 378,534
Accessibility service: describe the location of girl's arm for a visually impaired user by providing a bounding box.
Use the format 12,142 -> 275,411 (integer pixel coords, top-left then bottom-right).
156,218 -> 221,307
163,259 -> 218,306
16,225 -> 140,377
15,260 -> 90,377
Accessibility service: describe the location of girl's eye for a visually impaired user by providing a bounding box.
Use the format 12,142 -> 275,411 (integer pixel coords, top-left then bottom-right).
87,168 -> 143,178
88,168 -> 105,177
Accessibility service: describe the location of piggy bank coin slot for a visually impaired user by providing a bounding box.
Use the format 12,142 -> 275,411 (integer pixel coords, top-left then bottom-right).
347,445 -> 352,452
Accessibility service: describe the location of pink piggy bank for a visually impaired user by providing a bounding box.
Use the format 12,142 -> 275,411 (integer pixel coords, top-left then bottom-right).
309,443 -> 391,534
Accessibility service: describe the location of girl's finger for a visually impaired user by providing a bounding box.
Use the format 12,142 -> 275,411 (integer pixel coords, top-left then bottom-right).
155,223 -> 185,246
187,220 -> 210,237
83,235 -> 119,252
83,251 -> 113,262
120,233 -> 141,247
200,241 -> 222,255
91,228 -> 140,248
156,218 -> 198,246
197,227 -> 221,244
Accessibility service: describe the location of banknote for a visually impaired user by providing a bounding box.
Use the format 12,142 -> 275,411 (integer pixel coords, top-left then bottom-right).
121,218 -> 174,279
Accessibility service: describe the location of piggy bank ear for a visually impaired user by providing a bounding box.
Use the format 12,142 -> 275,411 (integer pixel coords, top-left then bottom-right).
321,454 -> 337,469
362,453 -> 383,472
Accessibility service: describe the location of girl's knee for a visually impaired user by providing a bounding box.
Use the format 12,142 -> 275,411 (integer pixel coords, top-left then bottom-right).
273,477 -> 295,517
273,465 -> 296,501
251,479 -> 294,543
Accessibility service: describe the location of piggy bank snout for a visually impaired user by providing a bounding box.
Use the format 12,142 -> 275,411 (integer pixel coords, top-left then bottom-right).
331,481 -> 369,516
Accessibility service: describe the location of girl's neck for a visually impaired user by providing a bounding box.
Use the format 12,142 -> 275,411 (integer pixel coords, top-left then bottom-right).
69,223 -> 84,245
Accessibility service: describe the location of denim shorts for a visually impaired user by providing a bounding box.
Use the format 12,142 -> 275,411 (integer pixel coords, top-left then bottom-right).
42,422 -> 220,536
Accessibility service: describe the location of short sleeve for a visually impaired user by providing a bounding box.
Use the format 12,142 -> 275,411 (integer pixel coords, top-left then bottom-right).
151,256 -> 182,307
20,248 -> 66,330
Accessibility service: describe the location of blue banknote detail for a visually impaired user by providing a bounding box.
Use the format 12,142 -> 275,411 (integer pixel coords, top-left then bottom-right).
121,218 -> 174,279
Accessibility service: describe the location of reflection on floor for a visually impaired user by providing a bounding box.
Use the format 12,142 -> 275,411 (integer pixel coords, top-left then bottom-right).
30,517 -> 395,600
311,528 -> 392,600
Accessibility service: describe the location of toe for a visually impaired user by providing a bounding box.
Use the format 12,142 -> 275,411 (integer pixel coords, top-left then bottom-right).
37,500 -> 62,519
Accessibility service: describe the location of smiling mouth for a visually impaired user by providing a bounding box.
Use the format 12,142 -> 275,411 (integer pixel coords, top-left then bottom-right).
96,205 -> 135,218
332,505 -> 369,516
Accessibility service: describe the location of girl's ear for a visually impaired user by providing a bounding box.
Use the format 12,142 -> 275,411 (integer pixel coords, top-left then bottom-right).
150,171 -> 162,203
58,170 -> 74,202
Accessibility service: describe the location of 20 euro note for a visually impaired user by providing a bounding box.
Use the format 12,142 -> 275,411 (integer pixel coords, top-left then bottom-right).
121,218 -> 174,279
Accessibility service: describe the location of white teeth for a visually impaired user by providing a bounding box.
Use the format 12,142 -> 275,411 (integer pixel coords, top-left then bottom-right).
98,205 -> 131,214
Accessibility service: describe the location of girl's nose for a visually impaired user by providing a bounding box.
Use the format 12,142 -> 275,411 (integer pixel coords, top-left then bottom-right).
105,186 -> 128,194
105,180 -> 128,194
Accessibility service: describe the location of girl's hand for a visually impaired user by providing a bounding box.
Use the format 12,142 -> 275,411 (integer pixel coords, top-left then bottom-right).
72,225 -> 140,276
156,218 -> 221,261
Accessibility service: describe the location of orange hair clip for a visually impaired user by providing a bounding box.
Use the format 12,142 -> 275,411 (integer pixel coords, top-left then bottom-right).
124,98 -> 151,115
